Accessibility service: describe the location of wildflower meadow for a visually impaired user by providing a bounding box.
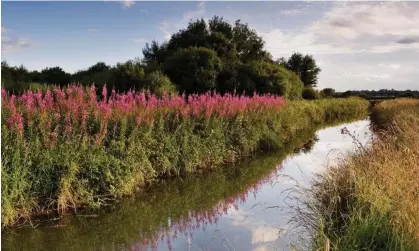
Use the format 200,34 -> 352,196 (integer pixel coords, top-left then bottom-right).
1,85 -> 369,226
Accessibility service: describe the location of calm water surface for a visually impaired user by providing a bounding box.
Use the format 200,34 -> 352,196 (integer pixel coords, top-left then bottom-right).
2,120 -> 372,251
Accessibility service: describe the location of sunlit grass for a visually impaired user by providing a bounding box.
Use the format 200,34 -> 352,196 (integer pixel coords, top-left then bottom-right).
305,98 -> 419,251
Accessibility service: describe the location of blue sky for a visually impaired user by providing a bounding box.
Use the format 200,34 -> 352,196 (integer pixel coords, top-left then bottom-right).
2,1 -> 419,91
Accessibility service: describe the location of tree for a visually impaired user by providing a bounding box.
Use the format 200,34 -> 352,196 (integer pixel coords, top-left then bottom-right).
142,40 -> 168,67
282,53 -> 321,87
231,60 -> 303,99
113,58 -> 146,91
320,88 -> 335,98
86,62 -> 111,75
40,66 -> 71,86
232,20 -> 271,62
163,47 -> 222,94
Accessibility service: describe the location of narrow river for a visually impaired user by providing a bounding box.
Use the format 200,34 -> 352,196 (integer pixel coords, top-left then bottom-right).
2,119 -> 372,251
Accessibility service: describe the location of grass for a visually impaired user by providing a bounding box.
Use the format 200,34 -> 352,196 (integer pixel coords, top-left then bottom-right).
303,98 -> 419,251
1,86 -> 369,227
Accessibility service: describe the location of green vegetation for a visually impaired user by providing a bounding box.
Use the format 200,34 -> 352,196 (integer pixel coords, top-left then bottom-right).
302,87 -> 320,100
305,99 -> 419,250
1,128 -> 322,250
1,16 -> 315,99
1,90 -> 368,227
278,52 -> 321,87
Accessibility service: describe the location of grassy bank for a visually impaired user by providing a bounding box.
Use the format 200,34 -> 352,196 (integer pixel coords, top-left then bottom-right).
307,99 -> 419,251
1,128 -> 322,250
1,86 -> 368,227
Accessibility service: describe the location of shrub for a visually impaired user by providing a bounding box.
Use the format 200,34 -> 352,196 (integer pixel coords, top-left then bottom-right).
302,87 -> 319,100
144,71 -> 177,96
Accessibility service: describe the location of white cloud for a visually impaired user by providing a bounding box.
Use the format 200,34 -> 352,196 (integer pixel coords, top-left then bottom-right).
260,2 -> 419,58
159,1 -> 206,40
2,37 -> 31,52
1,26 -> 9,33
255,2 -> 419,90
120,0 -> 135,8
279,9 -> 304,16
159,21 -> 172,40
130,38 -> 147,43
251,226 -> 280,244
378,63 -> 401,70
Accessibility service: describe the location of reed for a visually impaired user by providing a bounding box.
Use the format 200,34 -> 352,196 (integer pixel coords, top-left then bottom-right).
305,99 -> 419,251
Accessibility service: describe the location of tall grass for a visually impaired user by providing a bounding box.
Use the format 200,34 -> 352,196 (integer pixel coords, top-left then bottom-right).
1,85 -> 369,227
305,99 -> 419,251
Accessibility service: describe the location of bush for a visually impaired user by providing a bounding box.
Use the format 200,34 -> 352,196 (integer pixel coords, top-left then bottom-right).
232,60 -> 303,99
144,71 -> 177,96
320,88 -> 335,98
302,87 -> 319,100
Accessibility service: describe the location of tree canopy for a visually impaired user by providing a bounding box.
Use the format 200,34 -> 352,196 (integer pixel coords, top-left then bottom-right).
279,52 -> 321,87
2,16 -> 322,100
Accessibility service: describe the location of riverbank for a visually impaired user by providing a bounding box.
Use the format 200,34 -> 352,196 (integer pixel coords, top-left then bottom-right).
308,99 -> 419,250
1,119 -> 371,251
1,86 -> 368,227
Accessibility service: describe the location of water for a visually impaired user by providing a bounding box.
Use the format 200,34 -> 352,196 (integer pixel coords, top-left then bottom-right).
2,119 -> 372,251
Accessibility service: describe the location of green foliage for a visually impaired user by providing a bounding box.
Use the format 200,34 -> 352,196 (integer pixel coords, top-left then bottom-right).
1,16 -> 317,98
163,47 -> 222,94
144,71 -> 177,96
113,59 -> 146,91
40,66 -> 72,86
320,88 -> 335,98
1,130 -> 322,250
302,86 -> 319,100
1,97 -> 368,226
280,52 -> 321,87
231,60 -> 304,98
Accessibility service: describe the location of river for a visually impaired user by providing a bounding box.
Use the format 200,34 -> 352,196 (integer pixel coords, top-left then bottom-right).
1,119 -> 372,251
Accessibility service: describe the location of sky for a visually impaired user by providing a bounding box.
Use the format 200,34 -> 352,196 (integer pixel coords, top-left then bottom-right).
1,1 -> 419,91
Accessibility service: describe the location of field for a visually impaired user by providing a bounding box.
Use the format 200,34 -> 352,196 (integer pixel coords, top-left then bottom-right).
306,99 -> 419,250
1,85 -> 369,227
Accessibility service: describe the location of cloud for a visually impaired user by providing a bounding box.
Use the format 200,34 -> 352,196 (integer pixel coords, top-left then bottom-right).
159,21 -> 172,40
2,37 -> 31,52
2,26 -> 31,52
251,226 -> 280,244
130,38 -> 147,43
260,2 -> 419,58
159,1 -> 206,40
279,9 -> 304,16
183,1 -> 206,22
120,0 -> 135,8
396,36 -> 419,44
378,63 -> 401,70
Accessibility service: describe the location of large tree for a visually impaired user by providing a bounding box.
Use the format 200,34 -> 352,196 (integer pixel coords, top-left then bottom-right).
163,47 -> 222,94
143,16 -> 303,98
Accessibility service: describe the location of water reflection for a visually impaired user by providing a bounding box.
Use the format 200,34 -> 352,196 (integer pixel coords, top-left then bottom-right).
2,119 -> 371,251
